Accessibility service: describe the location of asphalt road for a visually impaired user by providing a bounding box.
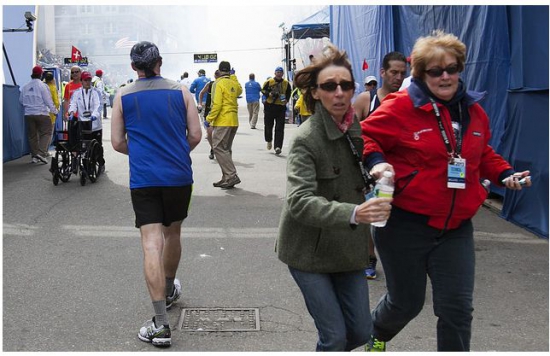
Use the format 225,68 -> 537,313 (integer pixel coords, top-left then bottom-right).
3,105 -> 548,352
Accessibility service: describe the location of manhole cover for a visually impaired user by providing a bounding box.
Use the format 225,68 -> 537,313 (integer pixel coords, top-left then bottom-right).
177,308 -> 260,332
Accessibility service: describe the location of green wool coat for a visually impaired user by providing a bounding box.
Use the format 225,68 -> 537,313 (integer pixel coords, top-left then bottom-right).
276,102 -> 371,273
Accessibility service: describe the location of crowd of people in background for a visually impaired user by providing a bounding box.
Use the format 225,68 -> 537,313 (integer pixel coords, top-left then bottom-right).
26,47 -> 403,171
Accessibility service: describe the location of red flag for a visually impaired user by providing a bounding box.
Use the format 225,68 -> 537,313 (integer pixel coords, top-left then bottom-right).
71,46 -> 82,62
362,59 -> 369,70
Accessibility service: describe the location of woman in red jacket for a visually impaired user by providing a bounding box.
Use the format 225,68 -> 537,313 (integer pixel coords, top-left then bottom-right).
361,30 -> 531,352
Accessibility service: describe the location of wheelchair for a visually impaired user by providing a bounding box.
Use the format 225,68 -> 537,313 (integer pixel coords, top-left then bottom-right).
50,119 -> 102,186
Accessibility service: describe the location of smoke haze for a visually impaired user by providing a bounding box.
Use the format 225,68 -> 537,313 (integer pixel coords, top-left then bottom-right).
35,4 -> 325,93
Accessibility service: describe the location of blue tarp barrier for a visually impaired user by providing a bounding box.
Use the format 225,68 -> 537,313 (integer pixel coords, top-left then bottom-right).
499,6 -> 549,237
507,6 -> 549,91
500,91 -> 549,237
330,5 -> 549,237
3,84 -> 30,162
331,5 -> 395,86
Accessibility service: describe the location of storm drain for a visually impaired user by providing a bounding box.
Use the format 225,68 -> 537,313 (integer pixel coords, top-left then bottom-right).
177,308 -> 260,332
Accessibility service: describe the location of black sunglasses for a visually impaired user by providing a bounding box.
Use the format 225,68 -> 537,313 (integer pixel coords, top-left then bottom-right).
317,80 -> 355,92
424,64 -> 459,78
71,71 -> 80,74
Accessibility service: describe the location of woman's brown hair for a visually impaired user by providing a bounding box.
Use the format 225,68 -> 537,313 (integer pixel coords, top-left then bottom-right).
293,44 -> 355,114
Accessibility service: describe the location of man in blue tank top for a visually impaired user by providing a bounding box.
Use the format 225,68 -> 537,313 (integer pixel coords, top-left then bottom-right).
111,41 -> 202,348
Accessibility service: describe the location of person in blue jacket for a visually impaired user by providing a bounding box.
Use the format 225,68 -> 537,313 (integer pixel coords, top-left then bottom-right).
189,69 -> 211,106
245,73 -> 262,129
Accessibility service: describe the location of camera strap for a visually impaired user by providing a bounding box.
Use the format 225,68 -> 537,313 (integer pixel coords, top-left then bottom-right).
268,80 -> 285,104
344,132 -> 375,191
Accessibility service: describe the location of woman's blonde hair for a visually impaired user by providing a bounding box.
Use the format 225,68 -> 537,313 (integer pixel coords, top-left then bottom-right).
293,44 -> 355,114
410,30 -> 466,79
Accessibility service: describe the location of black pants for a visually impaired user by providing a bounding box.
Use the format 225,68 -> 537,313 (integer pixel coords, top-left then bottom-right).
102,103 -> 107,119
372,207 -> 475,351
264,103 -> 286,149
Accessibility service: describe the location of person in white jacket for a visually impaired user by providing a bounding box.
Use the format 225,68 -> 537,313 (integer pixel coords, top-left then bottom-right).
92,69 -> 109,119
68,70 -> 105,171
19,65 -> 59,164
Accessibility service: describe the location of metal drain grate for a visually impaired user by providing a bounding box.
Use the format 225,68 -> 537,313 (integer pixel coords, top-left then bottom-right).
177,308 -> 260,332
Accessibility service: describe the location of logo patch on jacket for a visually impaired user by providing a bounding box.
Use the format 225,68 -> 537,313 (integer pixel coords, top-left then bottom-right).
473,131 -> 482,137
413,128 -> 433,141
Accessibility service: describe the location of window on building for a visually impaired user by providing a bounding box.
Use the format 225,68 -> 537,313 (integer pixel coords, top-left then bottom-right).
105,22 -> 116,35
104,6 -> 118,13
80,6 -> 93,14
83,23 -> 92,36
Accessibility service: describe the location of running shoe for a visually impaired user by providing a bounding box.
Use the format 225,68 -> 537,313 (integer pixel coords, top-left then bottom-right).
35,154 -> 48,164
365,336 -> 386,352
137,317 -> 171,347
365,256 -> 378,280
166,278 -> 181,310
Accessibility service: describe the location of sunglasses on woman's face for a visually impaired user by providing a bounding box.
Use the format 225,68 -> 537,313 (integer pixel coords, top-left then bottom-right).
317,80 -> 355,92
424,64 -> 459,78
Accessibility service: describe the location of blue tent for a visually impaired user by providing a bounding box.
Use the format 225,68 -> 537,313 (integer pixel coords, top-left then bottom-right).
331,5 -> 549,238
288,6 -> 330,40
3,5 -> 37,162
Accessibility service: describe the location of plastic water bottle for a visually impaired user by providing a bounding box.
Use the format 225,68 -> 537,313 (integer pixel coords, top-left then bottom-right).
371,171 -> 394,227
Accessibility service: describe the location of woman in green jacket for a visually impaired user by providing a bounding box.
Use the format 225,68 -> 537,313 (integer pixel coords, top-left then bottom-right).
276,44 -> 392,351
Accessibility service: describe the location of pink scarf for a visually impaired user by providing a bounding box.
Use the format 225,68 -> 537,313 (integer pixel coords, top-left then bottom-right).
333,106 -> 355,133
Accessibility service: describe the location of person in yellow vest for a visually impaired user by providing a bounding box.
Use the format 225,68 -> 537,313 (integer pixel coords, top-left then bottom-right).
294,89 -> 312,126
261,66 -> 291,155
44,71 -> 60,148
44,71 -> 60,125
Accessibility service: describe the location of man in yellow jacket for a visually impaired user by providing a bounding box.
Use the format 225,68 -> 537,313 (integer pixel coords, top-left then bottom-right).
206,61 -> 243,189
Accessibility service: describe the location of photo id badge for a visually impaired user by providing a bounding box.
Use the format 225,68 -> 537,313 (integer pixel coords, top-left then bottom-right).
448,158 -> 466,189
